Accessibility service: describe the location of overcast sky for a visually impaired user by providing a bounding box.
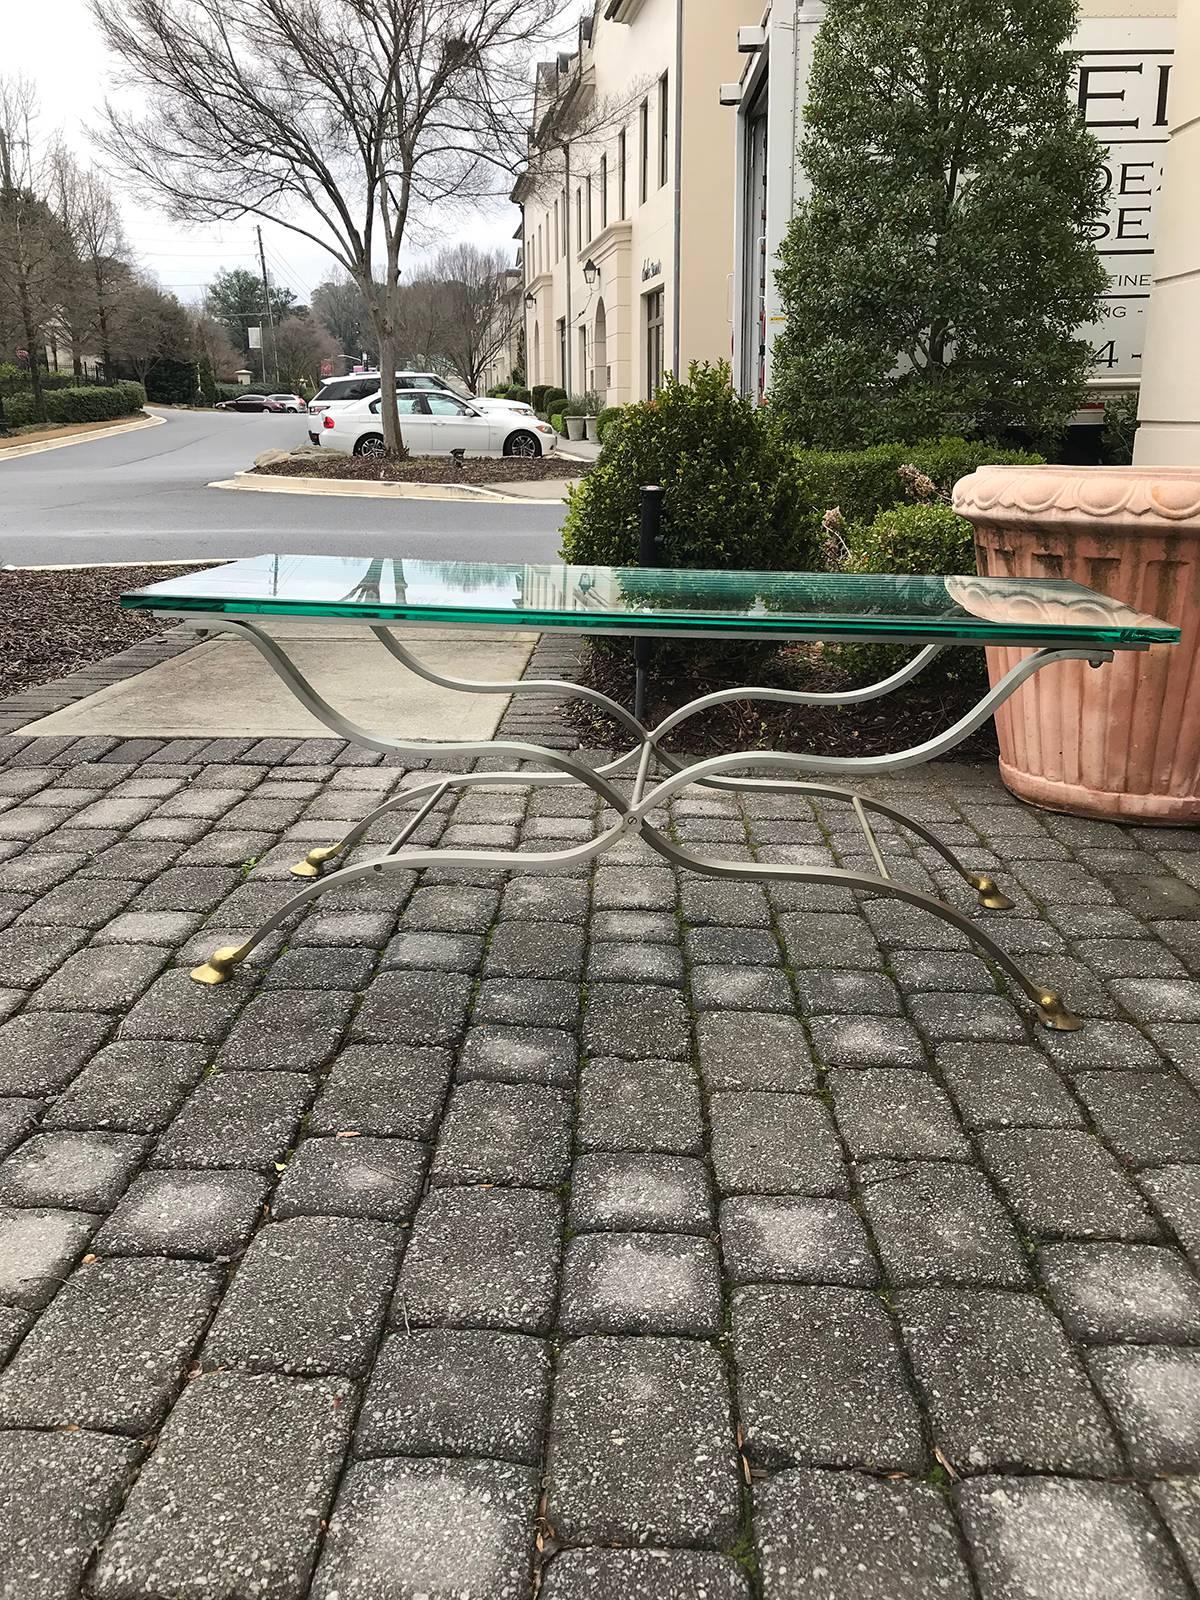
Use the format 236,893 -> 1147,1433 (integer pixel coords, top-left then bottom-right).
4,0 -> 531,310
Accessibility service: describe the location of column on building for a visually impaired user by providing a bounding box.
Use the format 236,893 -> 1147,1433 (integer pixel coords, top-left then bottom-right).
1135,0 -> 1200,465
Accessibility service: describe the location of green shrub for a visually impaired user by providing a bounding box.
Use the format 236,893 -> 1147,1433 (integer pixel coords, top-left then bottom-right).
115,380 -> 147,411
837,502 -> 985,688
486,384 -> 510,398
38,384 -> 145,424
596,406 -> 625,443
1,392 -> 34,425
531,383 -> 553,413
793,438 -> 1043,531
845,502 -> 976,577
543,386 -> 567,414
550,412 -> 566,435
560,361 -> 815,572
561,394 -> 588,418
505,385 -> 532,405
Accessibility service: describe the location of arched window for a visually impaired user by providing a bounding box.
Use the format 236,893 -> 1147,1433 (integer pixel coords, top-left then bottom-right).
593,298 -> 608,403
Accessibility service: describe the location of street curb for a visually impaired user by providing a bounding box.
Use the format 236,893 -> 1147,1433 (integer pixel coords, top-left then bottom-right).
208,470 -> 567,507
0,411 -> 165,462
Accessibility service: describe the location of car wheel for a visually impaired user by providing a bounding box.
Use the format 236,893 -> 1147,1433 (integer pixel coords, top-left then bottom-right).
504,430 -> 541,458
354,434 -> 387,458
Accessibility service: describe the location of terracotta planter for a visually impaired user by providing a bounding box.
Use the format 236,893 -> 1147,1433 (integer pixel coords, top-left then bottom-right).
952,464 -> 1200,824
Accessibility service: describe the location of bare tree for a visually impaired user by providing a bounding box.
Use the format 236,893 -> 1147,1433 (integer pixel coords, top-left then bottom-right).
89,0 -> 578,454
192,311 -> 243,384
311,271 -> 374,362
49,149 -> 135,379
0,78 -> 75,421
110,279 -> 193,385
272,313 -> 339,392
419,243 -> 520,393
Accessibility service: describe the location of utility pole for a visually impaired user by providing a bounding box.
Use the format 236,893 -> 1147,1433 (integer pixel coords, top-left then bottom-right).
256,225 -> 278,389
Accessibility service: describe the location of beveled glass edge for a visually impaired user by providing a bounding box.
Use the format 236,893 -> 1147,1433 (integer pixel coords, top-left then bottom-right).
122,593 -> 1179,647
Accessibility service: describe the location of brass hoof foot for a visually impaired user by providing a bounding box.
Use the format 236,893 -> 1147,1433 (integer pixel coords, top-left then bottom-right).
290,844 -> 343,880
1036,989 -> 1083,1032
968,873 -> 1015,912
190,944 -> 250,986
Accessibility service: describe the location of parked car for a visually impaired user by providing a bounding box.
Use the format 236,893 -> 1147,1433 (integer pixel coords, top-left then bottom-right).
317,391 -> 557,458
215,393 -> 286,413
306,371 -> 532,436
268,392 -> 306,413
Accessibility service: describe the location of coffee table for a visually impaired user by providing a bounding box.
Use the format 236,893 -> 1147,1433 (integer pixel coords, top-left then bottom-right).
123,555 -> 1178,1030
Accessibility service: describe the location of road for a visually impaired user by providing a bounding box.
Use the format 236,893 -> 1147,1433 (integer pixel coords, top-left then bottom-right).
0,407 -> 567,566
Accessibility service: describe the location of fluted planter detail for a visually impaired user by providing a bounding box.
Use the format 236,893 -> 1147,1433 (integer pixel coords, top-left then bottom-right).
952,464 -> 1200,824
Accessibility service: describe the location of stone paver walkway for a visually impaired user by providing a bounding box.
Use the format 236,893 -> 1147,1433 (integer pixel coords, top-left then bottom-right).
0,713 -> 1199,1596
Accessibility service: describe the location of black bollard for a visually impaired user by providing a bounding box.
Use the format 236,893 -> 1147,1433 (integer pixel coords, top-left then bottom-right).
634,484 -> 664,724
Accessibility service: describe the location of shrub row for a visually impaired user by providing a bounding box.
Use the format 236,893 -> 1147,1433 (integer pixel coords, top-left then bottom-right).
488,383 -> 533,404
3,381 -> 146,427
532,384 -> 567,416
793,438 -> 1041,530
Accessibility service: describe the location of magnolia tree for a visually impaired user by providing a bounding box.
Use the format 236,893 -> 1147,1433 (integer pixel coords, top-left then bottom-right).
771,0 -> 1109,446
90,0 -> 578,454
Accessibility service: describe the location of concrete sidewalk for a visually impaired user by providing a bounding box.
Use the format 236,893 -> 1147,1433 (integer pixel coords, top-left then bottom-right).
19,622 -> 538,741
0,657 -> 1199,1595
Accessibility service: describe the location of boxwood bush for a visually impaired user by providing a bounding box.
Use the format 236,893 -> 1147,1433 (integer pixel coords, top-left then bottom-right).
845,502 -> 976,577
596,405 -> 625,443
560,362 -> 815,571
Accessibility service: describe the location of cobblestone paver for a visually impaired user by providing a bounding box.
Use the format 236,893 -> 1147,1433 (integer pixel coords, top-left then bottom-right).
0,712 -> 1199,1597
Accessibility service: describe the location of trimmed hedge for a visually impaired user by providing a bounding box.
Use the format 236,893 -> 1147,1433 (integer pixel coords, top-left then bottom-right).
793,438 -> 1043,531
543,387 -> 567,416
3,382 -> 146,426
550,412 -> 566,435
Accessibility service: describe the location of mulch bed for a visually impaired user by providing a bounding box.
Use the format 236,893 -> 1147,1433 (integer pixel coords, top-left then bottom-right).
569,640 -> 1000,761
0,565 -> 211,702
252,453 -> 583,485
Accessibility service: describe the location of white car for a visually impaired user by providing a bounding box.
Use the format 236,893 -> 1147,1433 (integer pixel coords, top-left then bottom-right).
306,371 -> 532,426
318,391 -> 557,458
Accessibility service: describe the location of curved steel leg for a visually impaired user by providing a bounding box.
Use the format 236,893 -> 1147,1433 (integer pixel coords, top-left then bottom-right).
633,826 -> 1080,1031
193,823 -> 630,984
292,778 -> 450,879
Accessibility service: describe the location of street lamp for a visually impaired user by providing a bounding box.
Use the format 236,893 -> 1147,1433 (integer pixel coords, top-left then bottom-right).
583,259 -> 599,288
524,290 -> 537,308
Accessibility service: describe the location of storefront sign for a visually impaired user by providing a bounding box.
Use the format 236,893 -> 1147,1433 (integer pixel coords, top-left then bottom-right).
1073,18 -> 1174,383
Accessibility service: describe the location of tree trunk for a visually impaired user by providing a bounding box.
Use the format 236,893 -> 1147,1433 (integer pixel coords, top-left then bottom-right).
17,286 -> 46,423
374,322 -> 406,457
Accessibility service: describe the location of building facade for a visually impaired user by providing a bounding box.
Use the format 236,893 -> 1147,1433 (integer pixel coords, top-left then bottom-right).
513,0 -> 759,408
726,0 -> 1179,409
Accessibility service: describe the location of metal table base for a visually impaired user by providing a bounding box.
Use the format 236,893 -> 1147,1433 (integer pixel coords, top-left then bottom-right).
186,619 -> 1114,1031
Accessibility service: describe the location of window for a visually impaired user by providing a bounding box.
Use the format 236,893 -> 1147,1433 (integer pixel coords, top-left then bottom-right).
536,224 -> 543,274
576,186 -> 582,243
586,175 -> 593,243
426,394 -> 471,416
618,130 -> 627,218
645,288 -> 665,397
659,72 -> 669,188
553,199 -> 559,260
639,99 -> 649,203
557,318 -> 567,386
599,155 -> 608,230
370,395 -> 427,415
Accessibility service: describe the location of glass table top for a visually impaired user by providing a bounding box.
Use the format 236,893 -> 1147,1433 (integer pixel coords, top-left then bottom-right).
122,555 -> 1179,647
